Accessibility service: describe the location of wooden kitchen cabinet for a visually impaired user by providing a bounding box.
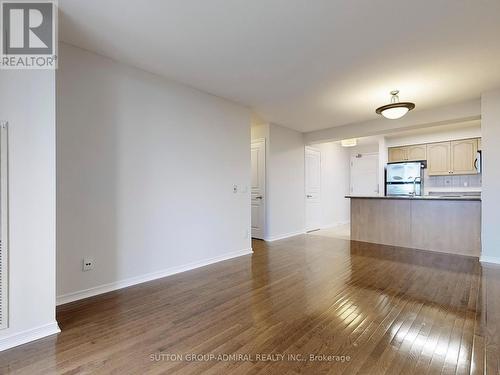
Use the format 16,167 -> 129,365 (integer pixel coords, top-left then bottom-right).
407,144 -> 427,161
388,144 -> 426,162
451,139 -> 478,175
427,139 -> 479,175
388,147 -> 408,162
389,137 -> 480,175
427,142 -> 451,176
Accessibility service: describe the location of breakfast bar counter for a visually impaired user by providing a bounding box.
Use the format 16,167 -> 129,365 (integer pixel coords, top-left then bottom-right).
346,195 -> 481,257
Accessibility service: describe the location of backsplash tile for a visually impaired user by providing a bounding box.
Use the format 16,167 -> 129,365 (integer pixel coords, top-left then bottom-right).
423,170 -> 481,194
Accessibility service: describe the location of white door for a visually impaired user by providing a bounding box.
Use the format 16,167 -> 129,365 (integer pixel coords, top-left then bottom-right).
305,147 -> 322,232
251,139 -> 266,239
350,153 -> 379,196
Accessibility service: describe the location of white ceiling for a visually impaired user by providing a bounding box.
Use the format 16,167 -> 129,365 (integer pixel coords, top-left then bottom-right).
59,0 -> 500,132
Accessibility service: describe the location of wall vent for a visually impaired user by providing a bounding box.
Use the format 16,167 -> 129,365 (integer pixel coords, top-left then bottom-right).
0,122 -> 9,330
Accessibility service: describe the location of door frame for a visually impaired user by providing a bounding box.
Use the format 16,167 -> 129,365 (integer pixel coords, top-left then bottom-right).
251,138 -> 266,239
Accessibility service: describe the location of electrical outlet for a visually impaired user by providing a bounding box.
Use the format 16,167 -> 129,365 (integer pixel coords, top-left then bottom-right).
82,257 -> 94,272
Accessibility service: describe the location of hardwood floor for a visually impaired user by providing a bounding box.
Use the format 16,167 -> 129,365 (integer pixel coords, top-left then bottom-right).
0,235 -> 499,374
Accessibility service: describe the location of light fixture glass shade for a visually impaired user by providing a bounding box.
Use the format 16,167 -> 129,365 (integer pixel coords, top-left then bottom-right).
380,106 -> 409,120
375,90 -> 415,120
341,138 -> 357,147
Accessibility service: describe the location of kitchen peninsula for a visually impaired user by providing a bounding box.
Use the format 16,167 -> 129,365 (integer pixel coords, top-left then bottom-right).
346,195 -> 481,257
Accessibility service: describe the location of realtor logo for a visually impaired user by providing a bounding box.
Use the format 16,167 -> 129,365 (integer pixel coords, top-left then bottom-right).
1,0 -> 57,69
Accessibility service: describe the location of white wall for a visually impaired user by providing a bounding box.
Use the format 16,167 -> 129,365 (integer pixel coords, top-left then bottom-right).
349,143 -> 379,155
266,123 -> 305,240
480,89 -> 500,263
385,122 -> 481,147
57,44 -> 252,302
251,118 -> 269,141
0,70 -> 58,350
317,142 -> 350,227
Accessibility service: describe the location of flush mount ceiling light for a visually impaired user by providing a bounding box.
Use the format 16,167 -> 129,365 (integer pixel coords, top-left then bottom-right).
341,138 -> 357,147
376,90 -> 415,120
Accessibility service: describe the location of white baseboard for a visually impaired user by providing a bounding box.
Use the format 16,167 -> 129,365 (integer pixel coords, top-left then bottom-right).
264,230 -> 305,242
480,255 -> 500,265
0,321 -> 60,352
57,248 -> 253,305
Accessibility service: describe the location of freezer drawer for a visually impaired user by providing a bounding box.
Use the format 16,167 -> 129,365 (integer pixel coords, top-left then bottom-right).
386,183 -> 421,196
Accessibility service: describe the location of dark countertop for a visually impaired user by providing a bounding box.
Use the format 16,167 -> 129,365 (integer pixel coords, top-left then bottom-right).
345,195 -> 481,201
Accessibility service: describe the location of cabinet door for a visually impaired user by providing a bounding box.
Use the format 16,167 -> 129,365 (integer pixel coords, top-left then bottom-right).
477,138 -> 482,151
388,147 -> 408,162
427,142 -> 451,176
407,144 -> 427,161
451,139 -> 478,175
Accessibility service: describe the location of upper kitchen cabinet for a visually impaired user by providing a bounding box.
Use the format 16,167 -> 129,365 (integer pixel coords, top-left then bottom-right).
427,142 -> 451,176
388,147 -> 408,162
388,144 -> 427,162
427,138 -> 479,176
450,139 -> 478,175
407,144 -> 427,161
388,137 -> 480,175
477,138 -> 482,151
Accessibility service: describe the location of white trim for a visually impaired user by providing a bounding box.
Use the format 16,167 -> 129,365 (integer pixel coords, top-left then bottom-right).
0,122 -> 9,330
264,230 -> 305,242
251,137 -> 266,144
57,248 -> 253,305
0,321 -> 60,352
480,255 -> 500,265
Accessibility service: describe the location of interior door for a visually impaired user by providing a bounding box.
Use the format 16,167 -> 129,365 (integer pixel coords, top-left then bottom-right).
251,139 -> 266,239
350,153 -> 379,196
305,147 -> 322,232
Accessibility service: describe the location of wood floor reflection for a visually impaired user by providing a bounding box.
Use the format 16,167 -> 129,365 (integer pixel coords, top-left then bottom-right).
1,235 -> 499,374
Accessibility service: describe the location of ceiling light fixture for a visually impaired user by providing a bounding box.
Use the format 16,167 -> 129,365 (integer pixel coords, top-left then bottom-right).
341,138 -> 357,147
376,90 -> 415,120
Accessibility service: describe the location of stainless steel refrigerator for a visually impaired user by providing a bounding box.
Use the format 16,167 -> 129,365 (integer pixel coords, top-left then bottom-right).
386,162 -> 424,196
